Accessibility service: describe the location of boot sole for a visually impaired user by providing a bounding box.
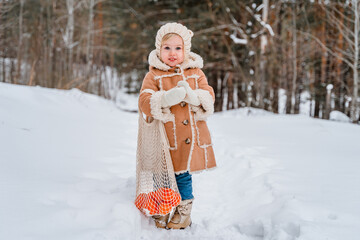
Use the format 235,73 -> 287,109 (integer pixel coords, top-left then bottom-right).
166,221 -> 192,230
179,221 -> 192,230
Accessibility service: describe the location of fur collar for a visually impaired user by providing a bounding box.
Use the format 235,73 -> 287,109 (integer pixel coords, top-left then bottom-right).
148,50 -> 203,71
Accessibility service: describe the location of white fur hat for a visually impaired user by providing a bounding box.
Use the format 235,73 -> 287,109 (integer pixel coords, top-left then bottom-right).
155,22 -> 194,58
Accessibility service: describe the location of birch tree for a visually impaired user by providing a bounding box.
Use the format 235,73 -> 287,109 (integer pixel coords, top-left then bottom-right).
291,1 -> 297,114
64,0 -> 75,76
86,0 -> 94,80
351,0 -> 359,122
16,0 -> 24,84
259,0 -> 269,109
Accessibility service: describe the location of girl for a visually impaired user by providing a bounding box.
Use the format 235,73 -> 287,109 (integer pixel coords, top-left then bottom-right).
138,22 -> 216,229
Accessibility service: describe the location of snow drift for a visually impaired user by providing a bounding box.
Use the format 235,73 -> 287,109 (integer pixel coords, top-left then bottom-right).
1,82 -> 359,240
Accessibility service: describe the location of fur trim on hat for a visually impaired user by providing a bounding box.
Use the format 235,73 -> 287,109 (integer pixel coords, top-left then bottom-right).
191,89 -> 215,121
155,22 -> 193,59
148,50 -> 203,71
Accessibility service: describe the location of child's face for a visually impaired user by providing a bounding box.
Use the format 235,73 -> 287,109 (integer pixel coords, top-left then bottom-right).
160,35 -> 184,67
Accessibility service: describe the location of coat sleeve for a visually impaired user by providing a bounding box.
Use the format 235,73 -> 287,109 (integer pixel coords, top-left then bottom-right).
138,71 -> 174,122
138,71 -> 158,117
191,69 -> 215,120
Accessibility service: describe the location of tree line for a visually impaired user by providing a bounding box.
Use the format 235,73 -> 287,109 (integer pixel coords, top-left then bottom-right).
1,0 -> 359,123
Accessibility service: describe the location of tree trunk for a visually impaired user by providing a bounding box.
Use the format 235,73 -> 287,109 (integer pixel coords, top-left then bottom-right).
334,3 -> 344,111
351,0 -> 359,123
247,82 -> 253,108
1,5 -> 6,83
10,60 -> 15,83
314,0 -> 327,118
66,0 -> 74,82
237,82 -> 246,108
325,84 -> 333,119
95,1 -> 104,65
86,0 -> 94,86
216,71 -> 224,112
314,51 -> 322,118
16,0 -> 25,84
227,72 -> 234,110
291,2 -> 297,114
259,0 -> 269,109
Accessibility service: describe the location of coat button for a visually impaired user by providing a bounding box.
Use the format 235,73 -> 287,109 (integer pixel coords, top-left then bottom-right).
182,119 -> 189,125
180,101 -> 187,107
185,138 -> 191,144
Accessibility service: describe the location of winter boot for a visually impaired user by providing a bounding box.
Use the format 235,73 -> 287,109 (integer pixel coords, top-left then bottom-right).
167,198 -> 193,229
152,214 -> 170,229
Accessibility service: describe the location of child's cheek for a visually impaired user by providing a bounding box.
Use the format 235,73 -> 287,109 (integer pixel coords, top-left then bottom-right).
159,50 -> 164,62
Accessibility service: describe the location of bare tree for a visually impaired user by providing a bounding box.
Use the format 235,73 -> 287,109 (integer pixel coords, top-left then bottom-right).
290,1 -> 297,114
64,0 -> 75,77
259,0 -> 269,109
351,0 -> 359,123
86,0 -> 94,80
16,0 -> 24,84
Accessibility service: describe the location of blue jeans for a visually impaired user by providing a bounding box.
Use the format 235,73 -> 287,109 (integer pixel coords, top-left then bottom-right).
175,172 -> 194,200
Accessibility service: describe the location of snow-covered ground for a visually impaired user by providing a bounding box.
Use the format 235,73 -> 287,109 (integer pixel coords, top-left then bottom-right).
1,82 -> 359,240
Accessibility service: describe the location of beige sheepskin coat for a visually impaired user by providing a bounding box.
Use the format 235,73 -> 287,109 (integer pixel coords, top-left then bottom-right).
139,50 -> 216,174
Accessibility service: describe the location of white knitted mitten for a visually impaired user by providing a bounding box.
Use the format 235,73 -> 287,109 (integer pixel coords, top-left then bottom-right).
161,87 -> 186,107
177,81 -> 200,106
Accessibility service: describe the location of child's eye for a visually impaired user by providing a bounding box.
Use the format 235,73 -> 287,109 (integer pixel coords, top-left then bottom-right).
164,46 -> 170,50
176,47 -> 182,50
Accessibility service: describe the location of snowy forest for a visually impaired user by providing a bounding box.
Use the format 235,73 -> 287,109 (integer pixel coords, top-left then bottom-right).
1,0 -> 359,123
1,1 -> 360,239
